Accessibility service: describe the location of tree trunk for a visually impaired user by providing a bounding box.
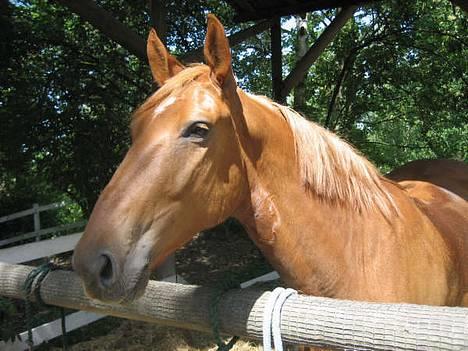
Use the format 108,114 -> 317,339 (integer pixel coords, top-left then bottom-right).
293,14 -> 309,112
281,6 -> 357,100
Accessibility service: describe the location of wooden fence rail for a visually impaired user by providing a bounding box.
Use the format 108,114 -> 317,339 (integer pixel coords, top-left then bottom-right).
0,202 -> 66,224
0,201 -> 86,247
0,262 -> 466,350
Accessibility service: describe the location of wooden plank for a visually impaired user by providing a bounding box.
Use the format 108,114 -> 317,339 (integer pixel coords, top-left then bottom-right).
0,221 -> 87,248
280,6 -> 356,100
240,271 -> 279,288
0,232 -> 82,264
36,201 -> 66,213
0,263 -> 466,350
0,208 -> 35,224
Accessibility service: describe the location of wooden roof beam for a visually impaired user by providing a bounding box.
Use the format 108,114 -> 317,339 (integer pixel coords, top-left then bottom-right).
229,0 -> 255,13
55,0 -> 146,61
234,0 -> 371,22
55,0 -> 271,65
450,0 -> 468,12
181,19 -> 273,62
280,6 -> 357,101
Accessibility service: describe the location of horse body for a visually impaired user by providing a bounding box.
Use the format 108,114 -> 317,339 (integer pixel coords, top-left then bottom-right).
233,91 -> 466,305
72,15 -> 467,310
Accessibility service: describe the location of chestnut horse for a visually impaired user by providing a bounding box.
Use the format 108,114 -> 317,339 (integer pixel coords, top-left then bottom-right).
387,159 -> 468,201
73,15 -> 468,310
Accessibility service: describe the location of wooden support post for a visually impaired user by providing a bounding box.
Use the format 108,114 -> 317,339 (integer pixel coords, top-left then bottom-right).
149,0 -> 167,43
271,17 -> 283,102
33,203 -> 41,242
280,6 -> 357,100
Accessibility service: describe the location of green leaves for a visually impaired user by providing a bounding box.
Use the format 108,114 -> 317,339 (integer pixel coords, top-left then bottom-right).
0,0 -> 466,222
288,1 -> 467,169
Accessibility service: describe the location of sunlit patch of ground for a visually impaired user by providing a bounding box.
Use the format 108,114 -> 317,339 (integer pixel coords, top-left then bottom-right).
56,320 -> 261,351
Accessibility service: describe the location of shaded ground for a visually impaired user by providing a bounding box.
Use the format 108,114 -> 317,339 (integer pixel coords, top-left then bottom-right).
44,222 -> 275,350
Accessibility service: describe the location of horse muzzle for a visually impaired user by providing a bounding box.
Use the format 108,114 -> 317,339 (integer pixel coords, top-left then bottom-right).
72,246 -> 151,304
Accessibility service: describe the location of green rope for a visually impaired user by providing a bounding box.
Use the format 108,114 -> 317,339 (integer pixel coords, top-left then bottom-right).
209,275 -> 240,351
22,262 -> 68,350
209,268 -> 270,351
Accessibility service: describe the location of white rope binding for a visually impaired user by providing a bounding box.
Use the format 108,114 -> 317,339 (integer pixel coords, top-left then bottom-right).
262,287 -> 298,351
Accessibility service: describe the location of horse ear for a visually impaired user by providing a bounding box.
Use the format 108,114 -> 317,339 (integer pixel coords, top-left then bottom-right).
147,28 -> 184,86
204,14 -> 232,86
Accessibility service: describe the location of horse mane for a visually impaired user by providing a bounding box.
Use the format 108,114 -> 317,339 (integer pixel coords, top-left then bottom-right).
250,95 -> 396,217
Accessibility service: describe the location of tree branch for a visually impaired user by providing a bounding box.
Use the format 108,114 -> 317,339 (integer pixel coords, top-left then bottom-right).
281,6 -> 357,100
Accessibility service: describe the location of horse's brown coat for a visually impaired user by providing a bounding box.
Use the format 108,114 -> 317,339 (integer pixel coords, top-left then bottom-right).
72,15 -> 467,309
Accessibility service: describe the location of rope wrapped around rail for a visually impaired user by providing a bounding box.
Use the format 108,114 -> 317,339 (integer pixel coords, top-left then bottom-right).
0,262 -> 466,350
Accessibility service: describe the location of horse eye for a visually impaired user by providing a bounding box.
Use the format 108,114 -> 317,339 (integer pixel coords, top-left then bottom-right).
183,122 -> 210,139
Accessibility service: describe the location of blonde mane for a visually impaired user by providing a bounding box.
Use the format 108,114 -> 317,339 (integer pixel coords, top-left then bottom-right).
264,98 -> 395,217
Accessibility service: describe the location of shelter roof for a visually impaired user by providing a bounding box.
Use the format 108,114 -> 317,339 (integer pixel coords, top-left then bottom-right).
225,0 -> 377,21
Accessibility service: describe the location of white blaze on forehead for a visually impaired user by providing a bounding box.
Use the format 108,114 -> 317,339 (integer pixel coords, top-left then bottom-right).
200,91 -> 216,111
193,89 -> 217,113
153,96 -> 177,117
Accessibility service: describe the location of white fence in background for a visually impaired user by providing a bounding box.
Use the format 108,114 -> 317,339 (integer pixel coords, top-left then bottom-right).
0,202 -> 86,247
0,202 -> 89,350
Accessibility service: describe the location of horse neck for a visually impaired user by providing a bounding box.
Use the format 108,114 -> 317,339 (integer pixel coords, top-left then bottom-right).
233,93 -> 387,296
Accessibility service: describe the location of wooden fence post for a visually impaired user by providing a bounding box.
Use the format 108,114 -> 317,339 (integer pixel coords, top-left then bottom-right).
33,203 -> 41,242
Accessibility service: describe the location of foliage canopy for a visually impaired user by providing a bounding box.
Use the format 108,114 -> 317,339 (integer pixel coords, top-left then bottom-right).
0,0 -> 466,219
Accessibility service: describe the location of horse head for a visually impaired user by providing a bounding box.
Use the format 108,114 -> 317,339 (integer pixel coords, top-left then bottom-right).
72,15 -> 248,303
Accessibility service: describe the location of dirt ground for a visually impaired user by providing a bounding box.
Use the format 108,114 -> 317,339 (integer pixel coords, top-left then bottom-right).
48,222 -> 275,351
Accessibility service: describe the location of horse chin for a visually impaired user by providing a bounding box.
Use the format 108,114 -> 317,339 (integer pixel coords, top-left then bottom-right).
119,268 -> 151,304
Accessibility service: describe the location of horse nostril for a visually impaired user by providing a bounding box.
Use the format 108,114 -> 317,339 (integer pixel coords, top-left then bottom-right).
98,254 -> 115,288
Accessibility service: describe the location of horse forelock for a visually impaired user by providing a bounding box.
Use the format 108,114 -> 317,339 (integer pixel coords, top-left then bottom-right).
132,65 -> 213,120
245,94 -> 396,218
